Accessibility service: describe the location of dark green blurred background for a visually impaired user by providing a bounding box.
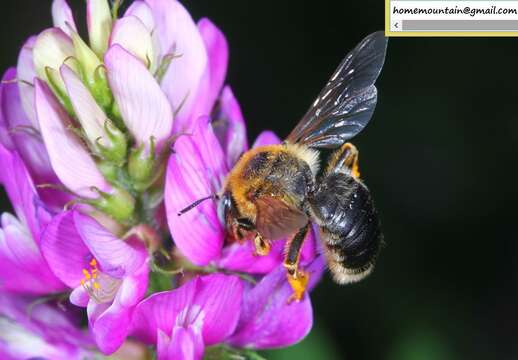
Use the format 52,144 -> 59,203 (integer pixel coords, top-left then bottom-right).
2,1 -> 518,359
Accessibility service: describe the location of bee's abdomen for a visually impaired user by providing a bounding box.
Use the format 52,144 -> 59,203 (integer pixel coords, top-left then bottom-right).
310,174 -> 382,284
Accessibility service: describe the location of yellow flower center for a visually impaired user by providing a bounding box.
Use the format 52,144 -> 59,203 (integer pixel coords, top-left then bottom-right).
80,258 -> 122,304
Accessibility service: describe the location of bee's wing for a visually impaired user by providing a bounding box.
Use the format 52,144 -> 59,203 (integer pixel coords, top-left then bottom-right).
286,31 -> 388,149
255,196 -> 308,240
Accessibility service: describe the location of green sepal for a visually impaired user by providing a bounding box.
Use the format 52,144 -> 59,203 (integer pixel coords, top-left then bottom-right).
97,161 -> 118,183
154,53 -> 175,83
96,120 -> 127,164
91,65 -> 113,111
111,0 -> 126,19
128,138 -> 156,191
44,67 -> 75,116
88,187 -> 135,223
146,271 -> 173,295
71,31 -> 113,113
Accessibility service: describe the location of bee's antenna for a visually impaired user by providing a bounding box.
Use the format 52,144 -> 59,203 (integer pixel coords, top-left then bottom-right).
178,194 -> 219,216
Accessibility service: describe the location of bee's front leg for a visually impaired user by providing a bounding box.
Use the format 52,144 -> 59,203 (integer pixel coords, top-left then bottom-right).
253,232 -> 271,256
284,223 -> 310,303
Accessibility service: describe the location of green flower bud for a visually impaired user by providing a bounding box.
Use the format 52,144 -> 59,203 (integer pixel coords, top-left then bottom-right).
128,138 -> 156,191
88,0 -> 112,57
71,31 -> 113,110
89,187 -> 135,223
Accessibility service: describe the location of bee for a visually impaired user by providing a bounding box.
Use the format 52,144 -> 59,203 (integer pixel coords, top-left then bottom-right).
180,31 -> 387,301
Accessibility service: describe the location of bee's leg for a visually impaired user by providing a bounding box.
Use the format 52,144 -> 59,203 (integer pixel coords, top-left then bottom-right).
328,142 -> 360,179
284,223 -> 310,303
253,232 -> 271,256
233,218 -> 255,244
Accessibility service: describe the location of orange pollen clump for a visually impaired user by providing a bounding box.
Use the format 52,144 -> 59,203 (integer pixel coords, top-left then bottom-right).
80,257 -> 122,304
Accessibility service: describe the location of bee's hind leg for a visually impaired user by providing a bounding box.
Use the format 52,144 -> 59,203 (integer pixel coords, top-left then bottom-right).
284,223 -> 311,303
328,142 -> 360,179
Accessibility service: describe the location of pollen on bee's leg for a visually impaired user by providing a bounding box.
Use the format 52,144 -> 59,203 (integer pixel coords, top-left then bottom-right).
286,269 -> 309,304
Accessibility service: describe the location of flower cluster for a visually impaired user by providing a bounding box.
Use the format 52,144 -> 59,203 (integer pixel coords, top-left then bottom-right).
0,0 -> 325,359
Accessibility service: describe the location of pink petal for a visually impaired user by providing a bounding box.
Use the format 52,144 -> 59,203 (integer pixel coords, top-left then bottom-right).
51,0 -> 78,36
198,19 -> 228,109
0,213 -> 64,294
165,135 -> 224,266
117,260 -> 149,308
124,1 -> 161,67
70,286 -> 90,307
40,211 -> 91,288
214,86 -> 248,167
191,116 -> 228,188
0,293 -> 94,359
90,300 -> 134,355
73,211 -> 147,278
109,16 -> 157,71
144,0 -> 208,132
125,1 -> 155,31
187,18 -> 229,124
252,130 -> 281,148
0,143 -> 48,242
132,274 -> 241,348
33,28 -> 75,93
132,276 -> 198,344
16,36 -> 38,128
1,69 -> 58,188
60,65 -> 107,146
228,265 -> 313,349
34,79 -> 111,198
88,275 -> 152,354
105,45 -> 173,146
192,274 -> 243,345
158,326 -> 204,360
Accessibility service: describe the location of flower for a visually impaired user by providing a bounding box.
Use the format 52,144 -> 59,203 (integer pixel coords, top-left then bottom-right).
0,293 -> 94,360
6,0 -> 230,225
1,0 -> 331,358
132,274 -> 243,360
41,210 -> 149,354
0,143 -> 65,295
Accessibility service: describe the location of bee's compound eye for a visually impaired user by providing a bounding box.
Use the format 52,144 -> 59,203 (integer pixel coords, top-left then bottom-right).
217,193 -> 231,226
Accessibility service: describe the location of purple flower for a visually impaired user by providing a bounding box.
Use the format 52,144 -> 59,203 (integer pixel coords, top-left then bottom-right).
41,210 -> 149,354
229,258 -> 325,349
0,293 -> 93,360
3,0 -> 230,225
131,274 -> 243,360
0,67 -> 67,209
1,0 -> 330,357
0,143 -> 64,295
